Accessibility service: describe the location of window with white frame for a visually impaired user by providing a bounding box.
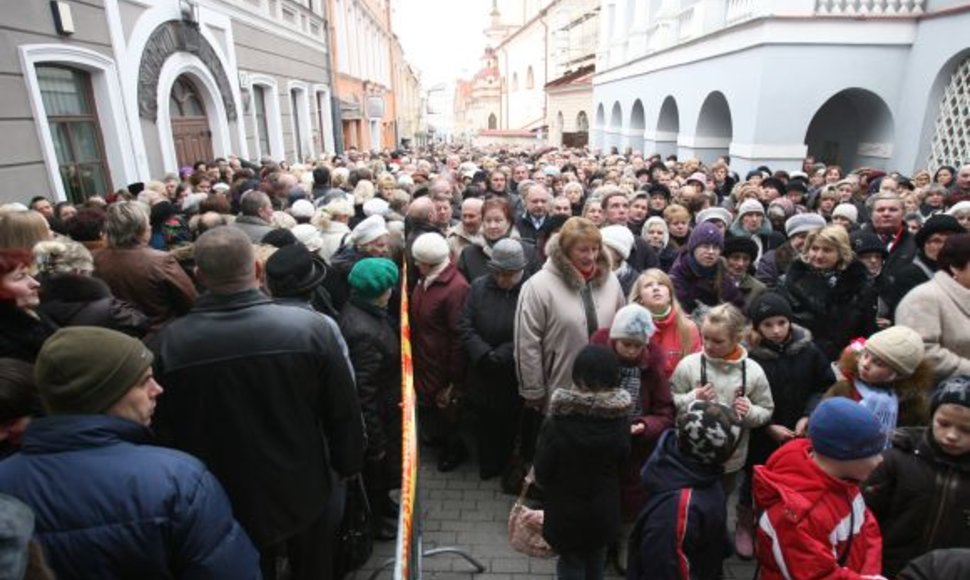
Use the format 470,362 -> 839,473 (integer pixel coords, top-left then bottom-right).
253,85 -> 271,158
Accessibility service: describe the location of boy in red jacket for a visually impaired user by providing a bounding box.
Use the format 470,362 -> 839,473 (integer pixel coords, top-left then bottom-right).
753,398 -> 887,579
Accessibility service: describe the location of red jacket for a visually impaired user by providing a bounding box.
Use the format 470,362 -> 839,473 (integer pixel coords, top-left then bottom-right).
753,439 -> 886,580
411,262 -> 470,406
649,306 -> 702,380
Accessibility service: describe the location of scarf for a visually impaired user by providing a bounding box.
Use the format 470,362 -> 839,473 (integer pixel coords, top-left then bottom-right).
686,253 -> 719,279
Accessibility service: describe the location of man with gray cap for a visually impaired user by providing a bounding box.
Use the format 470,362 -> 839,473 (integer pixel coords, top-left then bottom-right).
459,238 -> 530,480
0,326 -> 259,579
755,213 -> 827,288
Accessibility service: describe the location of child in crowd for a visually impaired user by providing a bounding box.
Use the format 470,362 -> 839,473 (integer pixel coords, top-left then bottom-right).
754,398 -> 887,579
736,292 -> 835,558
534,345 -> 631,580
670,303 -> 774,495
863,375 -> 970,577
628,269 -> 702,381
590,304 -> 674,523
826,325 -> 934,440
627,401 -> 741,580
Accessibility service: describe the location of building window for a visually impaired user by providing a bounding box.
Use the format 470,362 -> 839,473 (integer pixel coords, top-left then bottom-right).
291,89 -> 305,161
526,66 -> 534,89
512,72 -> 519,91
253,85 -> 271,158
37,65 -> 110,203
488,113 -> 497,129
576,110 -> 589,133
929,55 -> 970,171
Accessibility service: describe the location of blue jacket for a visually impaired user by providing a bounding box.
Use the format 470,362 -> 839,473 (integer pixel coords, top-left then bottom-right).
0,415 -> 260,579
627,430 -> 730,580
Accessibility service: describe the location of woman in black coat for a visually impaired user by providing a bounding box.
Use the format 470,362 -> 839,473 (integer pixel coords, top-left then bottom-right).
779,225 -> 877,361
337,257 -> 402,538
0,250 -> 57,362
459,239 -> 528,480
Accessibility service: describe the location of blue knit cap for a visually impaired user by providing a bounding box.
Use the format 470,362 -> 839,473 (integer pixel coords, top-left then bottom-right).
688,221 -> 724,253
809,398 -> 886,460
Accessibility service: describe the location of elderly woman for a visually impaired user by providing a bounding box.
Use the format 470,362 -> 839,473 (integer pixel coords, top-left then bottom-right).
312,198 -> 355,265
515,217 -> 626,411
460,239 -> 529,480
779,225 -> 877,360
896,233 -> 970,381
458,198 -> 536,283
33,239 -> 148,337
92,202 -> 197,334
338,258 -> 401,539
324,214 -> 391,312
0,210 -> 51,251
641,216 -> 677,272
0,250 -> 57,361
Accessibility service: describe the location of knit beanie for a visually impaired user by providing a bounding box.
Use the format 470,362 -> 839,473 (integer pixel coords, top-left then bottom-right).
768,198 -> 795,219
915,214 -> 965,248
609,304 -> 656,344
677,401 -> 742,465
809,398 -> 886,460
489,239 -> 527,271
785,213 -> 827,237
349,215 -> 389,246
411,232 -> 450,265
688,221 -> 724,252
748,292 -> 793,326
851,231 -> 888,257
832,203 -> 859,224
695,207 -> 732,227
600,225 -> 635,261
34,327 -> 153,415
931,375 -> 970,416
348,257 -> 399,299
737,199 -> 765,217
864,326 -> 925,378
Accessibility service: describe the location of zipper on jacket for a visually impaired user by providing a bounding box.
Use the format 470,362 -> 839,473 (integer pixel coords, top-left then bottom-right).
925,466 -> 955,551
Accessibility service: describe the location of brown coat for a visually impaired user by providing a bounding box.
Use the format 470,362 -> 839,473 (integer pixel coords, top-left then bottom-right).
411,262 -> 470,406
824,347 -> 934,428
94,246 -> 198,333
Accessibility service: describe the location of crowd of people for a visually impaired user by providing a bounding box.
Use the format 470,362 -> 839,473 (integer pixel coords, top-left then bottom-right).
0,145 -> 969,579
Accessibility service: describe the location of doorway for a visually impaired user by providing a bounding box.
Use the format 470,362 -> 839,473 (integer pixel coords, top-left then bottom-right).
169,76 -> 213,166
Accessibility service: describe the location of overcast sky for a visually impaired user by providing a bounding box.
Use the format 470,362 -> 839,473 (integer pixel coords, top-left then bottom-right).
391,0 -> 492,88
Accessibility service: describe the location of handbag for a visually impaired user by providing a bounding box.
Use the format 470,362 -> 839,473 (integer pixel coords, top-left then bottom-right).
508,472 -> 555,559
332,475 -> 374,578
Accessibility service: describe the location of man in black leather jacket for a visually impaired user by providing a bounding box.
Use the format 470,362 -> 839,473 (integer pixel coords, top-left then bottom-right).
151,226 -> 365,580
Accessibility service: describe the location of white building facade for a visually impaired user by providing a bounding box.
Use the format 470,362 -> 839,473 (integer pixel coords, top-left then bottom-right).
3,0 -> 337,204
593,0 -> 970,174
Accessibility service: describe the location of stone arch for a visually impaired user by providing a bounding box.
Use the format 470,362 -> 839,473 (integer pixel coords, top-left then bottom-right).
655,95 -> 679,158
608,101 -> 623,151
924,50 -> 970,170
138,20 -> 237,122
804,88 -> 894,170
488,112 -> 497,130
593,102 -> 606,149
629,99 -> 645,151
695,91 -> 733,162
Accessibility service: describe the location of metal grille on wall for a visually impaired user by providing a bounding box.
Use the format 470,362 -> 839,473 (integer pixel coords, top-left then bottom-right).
928,55 -> 970,171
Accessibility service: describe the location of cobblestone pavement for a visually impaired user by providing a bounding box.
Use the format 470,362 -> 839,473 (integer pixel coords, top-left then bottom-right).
350,447 -> 758,580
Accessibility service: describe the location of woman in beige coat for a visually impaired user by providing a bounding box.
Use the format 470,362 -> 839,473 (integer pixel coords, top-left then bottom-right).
514,217 -> 626,410
896,233 -> 970,381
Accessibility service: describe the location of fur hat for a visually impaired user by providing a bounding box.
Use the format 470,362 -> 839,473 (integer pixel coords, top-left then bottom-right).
688,222 -> 724,252
947,200 -> 970,216
931,374 -> 970,415
600,225 -> 635,261
723,236 -> 758,262
349,215 -> 388,246
571,345 -> 620,391
809,398 -> 886,460
749,292 -> 793,326
865,326 -> 925,378
348,257 -> 399,299
677,401 -> 742,465
35,327 -> 153,415
851,231 -> 888,257
695,207 -> 732,227
289,199 -> 315,220
737,199 -> 765,217
609,304 -> 655,344
785,213 -> 826,237
411,233 -> 449,265
363,198 -> 390,217
291,224 -> 323,253
832,203 -> 859,224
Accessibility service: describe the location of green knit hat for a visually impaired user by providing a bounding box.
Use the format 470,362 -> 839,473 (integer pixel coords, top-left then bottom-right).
348,258 -> 399,299
35,327 -> 154,415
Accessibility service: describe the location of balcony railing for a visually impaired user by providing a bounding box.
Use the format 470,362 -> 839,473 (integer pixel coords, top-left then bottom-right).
814,0 -> 926,16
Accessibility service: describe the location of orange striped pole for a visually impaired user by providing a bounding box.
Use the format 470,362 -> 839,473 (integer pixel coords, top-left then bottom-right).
394,262 -> 419,579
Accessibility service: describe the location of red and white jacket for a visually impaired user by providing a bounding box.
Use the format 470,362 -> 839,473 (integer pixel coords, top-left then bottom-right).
753,439 -> 886,580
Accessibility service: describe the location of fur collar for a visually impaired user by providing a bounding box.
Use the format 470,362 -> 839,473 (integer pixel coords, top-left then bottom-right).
829,347 -> 935,426
543,233 -> 613,290
746,324 -> 815,360
548,387 -> 632,418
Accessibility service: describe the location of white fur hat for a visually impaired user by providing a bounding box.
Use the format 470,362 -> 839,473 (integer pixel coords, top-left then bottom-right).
411,233 -> 449,265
